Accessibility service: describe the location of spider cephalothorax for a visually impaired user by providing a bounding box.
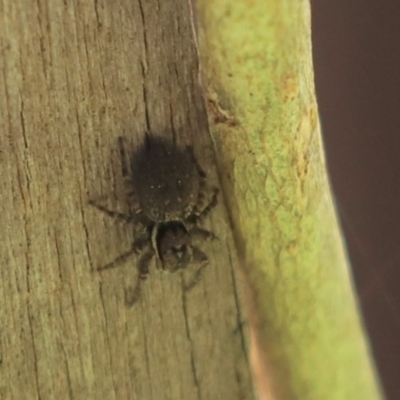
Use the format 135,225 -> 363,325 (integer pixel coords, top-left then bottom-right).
152,221 -> 193,272
90,136 -> 218,306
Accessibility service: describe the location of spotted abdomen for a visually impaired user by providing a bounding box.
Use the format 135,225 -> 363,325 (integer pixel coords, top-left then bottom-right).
133,138 -> 200,222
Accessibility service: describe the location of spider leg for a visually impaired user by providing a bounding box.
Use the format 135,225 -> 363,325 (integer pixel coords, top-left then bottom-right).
118,136 -> 143,213
89,199 -> 148,230
187,145 -> 207,179
192,246 -> 209,265
183,246 -> 209,292
125,247 -> 155,307
189,226 -> 217,242
124,183 -> 141,211
118,136 -> 131,179
186,145 -> 211,212
131,235 -> 150,254
189,187 -> 219,224
89,200 -> 135,223
96,248 -> 137,272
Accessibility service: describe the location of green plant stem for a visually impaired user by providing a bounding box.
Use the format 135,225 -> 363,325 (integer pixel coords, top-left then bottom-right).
196,1 -> 384,399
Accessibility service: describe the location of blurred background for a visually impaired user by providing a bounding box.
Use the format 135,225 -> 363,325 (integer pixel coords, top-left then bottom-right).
312,1 -> 400,399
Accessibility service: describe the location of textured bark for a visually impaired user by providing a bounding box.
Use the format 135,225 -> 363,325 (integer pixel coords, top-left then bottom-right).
0,1 -> 255,399
196,1 -> 384,400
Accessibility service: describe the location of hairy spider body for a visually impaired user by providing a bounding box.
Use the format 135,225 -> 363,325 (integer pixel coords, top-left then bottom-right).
90,136 -> 218,306
151,221 -> 192,271
133,140 -> 200,222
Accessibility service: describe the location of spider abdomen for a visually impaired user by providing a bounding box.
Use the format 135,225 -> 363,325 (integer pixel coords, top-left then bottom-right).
133,139 -> 200,222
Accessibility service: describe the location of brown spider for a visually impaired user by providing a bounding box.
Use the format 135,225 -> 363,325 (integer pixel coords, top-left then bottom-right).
90,136 -> 218,306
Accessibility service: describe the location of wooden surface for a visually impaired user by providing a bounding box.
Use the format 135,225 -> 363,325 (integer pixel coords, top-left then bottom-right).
0,1 -> 255,399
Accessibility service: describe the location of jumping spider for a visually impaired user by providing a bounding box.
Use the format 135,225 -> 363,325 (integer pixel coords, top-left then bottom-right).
90,136 -> 219,306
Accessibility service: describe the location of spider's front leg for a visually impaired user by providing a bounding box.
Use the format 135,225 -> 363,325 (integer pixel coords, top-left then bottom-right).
125,247 -> 155,307
182,247 -> 210,292
94,232 -> 147,272
96,248 -> 137,272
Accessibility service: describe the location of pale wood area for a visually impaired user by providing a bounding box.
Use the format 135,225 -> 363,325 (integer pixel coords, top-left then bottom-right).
0,1 -> 255,399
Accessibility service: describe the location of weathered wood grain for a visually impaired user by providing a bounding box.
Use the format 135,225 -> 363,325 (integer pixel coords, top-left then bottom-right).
0,1 -> 255,399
